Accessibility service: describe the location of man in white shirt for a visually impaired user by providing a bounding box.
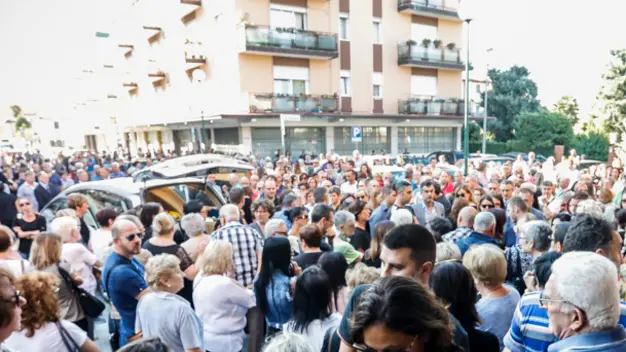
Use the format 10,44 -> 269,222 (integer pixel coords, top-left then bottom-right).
340,170 -> 358,195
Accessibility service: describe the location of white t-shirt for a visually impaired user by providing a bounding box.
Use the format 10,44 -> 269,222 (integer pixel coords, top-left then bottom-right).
61,243 -> 98,295
90,229 -> 113,262
340,181 -> 358,195
284,314 -> 342,352
0,259 -> 33,277
5,320 -> 87,352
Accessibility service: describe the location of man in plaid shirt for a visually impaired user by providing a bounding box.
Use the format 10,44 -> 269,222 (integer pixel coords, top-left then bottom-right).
211,204 -> 263,287
442,206 -> 477,244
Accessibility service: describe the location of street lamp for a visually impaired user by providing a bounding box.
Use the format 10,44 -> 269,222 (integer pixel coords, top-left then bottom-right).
483,48 -> 493,154
192,68 -> 207,152
458,0 -> 475,176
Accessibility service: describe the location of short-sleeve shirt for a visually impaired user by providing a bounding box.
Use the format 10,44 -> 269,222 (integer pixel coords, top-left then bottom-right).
142,242 -> 195,305
12,215 -> 47,255
337,284 -> 470,352
476,285 -> 521,350
102,252 -> 148,344
5,320 -> 87,352
350,227 -> 371,252
211,221 -> 264,287
333,237 -> 361,265
136,291 -> 204,352
62,242 -> 99,295
294,252 -> 324,270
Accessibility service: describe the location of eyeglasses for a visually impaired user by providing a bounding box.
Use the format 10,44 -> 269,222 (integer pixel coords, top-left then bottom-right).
125,232 -> 143,242
457,192 -> 466,198
538,290 -> 579,311
19,202 -> 30,207
353,335 -> 418,352
481,203 -> 494,209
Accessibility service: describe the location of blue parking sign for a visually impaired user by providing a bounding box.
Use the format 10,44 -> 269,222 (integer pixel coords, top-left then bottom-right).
351,126 -> 362,142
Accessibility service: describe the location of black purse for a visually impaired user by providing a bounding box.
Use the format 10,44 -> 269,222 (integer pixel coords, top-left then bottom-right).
57,264 -> 106,318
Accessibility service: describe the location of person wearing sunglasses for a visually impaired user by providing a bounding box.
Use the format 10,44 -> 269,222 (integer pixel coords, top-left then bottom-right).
288,206 -> 309,239
479,195 -> 496,212
0,267 -> 26,351
12,196 -> 46,258
103,219 -> 150,347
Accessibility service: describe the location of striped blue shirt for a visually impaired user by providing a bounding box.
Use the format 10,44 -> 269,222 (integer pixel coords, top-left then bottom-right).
504,291 -> 626,352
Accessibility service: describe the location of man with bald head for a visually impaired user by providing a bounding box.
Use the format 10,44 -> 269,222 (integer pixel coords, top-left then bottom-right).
456,211 -> 499,256
102,219 -> 149,346
442,206 -> 478,244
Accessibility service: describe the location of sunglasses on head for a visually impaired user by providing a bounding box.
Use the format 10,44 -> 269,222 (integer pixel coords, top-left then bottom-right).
125,232 -> 143,242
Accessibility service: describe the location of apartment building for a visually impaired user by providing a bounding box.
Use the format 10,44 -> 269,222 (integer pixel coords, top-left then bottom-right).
111,0 -> 471,157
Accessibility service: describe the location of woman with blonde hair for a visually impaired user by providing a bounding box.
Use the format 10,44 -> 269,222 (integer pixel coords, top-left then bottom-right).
194,240 -> 255,352
142,213 -> 198,305
345,263 -> 380,295
12,196 -> 46,258
30,233 -> 87,333
4,272 -> 99,352
363,220 -> 394,268
0,225 -> 33,276
136,254 -> 204,352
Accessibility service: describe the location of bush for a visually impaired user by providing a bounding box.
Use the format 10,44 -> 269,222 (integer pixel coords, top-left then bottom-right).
573,132 -> 610,161
514,111 -> 573,150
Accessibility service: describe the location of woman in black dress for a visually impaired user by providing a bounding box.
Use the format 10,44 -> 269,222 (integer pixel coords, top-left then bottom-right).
139,202 -> 163,244
12,197 -> 46,258
142,212 -> 199,306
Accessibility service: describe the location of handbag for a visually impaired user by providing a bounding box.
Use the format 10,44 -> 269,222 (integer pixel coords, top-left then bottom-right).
57,264 -> 106,318
56,321 -> 80,352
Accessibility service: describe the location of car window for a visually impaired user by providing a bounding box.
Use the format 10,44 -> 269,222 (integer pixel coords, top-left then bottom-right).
82,189 -> 132,214
144,182 -> 222,221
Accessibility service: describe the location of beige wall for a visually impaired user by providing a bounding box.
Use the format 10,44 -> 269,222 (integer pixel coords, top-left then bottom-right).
437,19 -> 462,47
239,55 -> 273,93
307,0 -> 334,33
236,0 -> 270,26
382,1 -> 412,113
308,0 -> 339,95
349,0 -> 373,113
437,70 -> 462,98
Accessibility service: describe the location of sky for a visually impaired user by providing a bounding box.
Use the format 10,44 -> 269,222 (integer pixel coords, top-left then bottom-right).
0,0 -> 625,123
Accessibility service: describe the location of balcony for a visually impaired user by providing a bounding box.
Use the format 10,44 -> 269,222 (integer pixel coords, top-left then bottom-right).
244,25 -> 338,60
398,98 -> 471,116
249,93 -> 339,113
397,0 -> 460,21
397,42 -> 464,70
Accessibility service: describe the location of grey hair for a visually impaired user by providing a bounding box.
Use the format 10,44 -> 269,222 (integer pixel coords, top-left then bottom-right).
50,216 -> 79,243
390,209 -> 413,226
181,213 -> 205,237
550,252 -> 620,331
519,220 -> 552,252
219,204 -> 240,222
334,210 -> 356,229
576,200 -> 604,219
263,219 -> 287,238
263,333 -> 316,352
473,212 -> 496,233
436,242 -> 462,263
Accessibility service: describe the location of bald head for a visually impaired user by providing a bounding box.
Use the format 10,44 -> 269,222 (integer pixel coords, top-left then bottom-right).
111,219 -> 138,239
457,206 -> 478,227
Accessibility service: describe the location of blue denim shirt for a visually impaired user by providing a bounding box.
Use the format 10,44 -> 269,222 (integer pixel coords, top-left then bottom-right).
457,231 -> 499,256
547,326 -> 626,352
369,203 -> 390,236
272,210 -> 293,230
262,271 -> 292,329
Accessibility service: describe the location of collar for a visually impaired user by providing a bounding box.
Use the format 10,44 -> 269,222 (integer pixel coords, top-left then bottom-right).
548,326 -> 626,352
223,220 -> 243,228
150,290 -> 191,305
468,231 -> 497,242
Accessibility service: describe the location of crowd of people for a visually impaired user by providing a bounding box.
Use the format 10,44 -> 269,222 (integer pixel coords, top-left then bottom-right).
0,147 -> 626,352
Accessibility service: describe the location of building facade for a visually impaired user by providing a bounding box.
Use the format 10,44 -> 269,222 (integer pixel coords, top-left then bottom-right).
109,0 -> 476,157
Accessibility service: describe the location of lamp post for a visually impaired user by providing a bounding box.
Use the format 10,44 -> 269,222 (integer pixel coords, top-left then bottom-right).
192,68 -> 207,153
482,48 -> 493,154
458,1 -> 474,176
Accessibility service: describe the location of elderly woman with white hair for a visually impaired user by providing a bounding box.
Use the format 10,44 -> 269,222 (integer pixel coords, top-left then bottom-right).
53,216 -> 102,296
194,240 -> 255,352
542,252 -> 626,350
180,213 -> 210,262
136,254 -> 205,352
333,211 -> 363,265
389,208 -> 414,226
518,220 -> 552,260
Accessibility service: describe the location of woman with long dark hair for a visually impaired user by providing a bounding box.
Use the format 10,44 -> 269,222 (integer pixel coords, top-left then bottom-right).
318,252 -> 348,314
429,261 -> 499,352
284,266 -> 340,351
139,202 -> 162,243
351,276 -> 461,352
363,220 -> 394,268
253,236 -> 300,337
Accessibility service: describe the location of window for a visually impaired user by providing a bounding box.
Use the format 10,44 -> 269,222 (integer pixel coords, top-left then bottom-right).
273,66 -> 310,95
372,20 -> 381,44
411,75 -> 438,97
270,5 -> 307,30
340,70 -> 351,96
411,23 -> 438,42
373,73 -> 383,99
339,15 -> 349,40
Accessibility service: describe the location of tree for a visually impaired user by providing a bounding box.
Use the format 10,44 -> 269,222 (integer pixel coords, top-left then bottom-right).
480,66 -> 541,142
515,111 -> 573,150
573,131 -> 610,161
552,96 -> 580,125
9,105 -> 30,132
595,49 -> 626,144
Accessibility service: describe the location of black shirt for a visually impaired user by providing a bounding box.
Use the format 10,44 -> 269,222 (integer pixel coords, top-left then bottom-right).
362,249 -> 381,268
142,242 -> 195,306
294,252 -> 324,270
79,217 -> 91,245
351,227 -> 371,252
13,215 -> 47,256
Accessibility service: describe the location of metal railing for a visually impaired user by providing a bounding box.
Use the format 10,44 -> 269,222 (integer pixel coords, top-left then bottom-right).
398,98 -> 471,115
249,93 -> 339,113
397,0 -> 459,17
397,42 -> 463,67
245,25 -> 338,55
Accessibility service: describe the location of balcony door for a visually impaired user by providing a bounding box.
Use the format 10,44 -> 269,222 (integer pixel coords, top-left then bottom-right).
270,6 -> 307,30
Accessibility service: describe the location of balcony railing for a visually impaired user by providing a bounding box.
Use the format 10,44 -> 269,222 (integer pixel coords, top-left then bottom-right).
398,42 -> 464,70
398,98 -> 471,116
397,0 -> 459,20
245,25 -> 338,59
249,93 -> 339,113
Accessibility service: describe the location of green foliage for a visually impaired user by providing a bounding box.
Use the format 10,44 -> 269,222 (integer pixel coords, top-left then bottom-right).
515,111 -> 573,150
552,96 -> 580,125
572,131 -> 610,161
596,49 -> 626,143
14,116 -> 31,131
480,66 -> 541,142
467,123 -> 482,142
9,105 -> 21,118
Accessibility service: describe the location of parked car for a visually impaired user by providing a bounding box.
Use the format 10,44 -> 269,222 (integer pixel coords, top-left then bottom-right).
404,151 -> 466,165
132,160 -> 254,186
500,152 -> 547,163
40,177 -> 226,229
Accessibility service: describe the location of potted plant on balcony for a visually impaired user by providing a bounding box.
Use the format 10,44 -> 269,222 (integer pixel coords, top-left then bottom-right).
446,42 -> 456,50
443,97 -> 460,114
406,39 -> 417,46
421,38 -> 432,48
433,39 -> 442,48
427,98 -> 444,115
408,97 -> 426,115
320,93 -> 338,112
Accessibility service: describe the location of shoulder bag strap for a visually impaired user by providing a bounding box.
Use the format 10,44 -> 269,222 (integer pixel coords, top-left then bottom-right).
56,264 -> 78,294
20,259 -> 25,275
56,321 -> 80,352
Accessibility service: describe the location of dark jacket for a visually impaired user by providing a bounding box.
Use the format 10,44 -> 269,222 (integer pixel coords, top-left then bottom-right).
34,184 -> 55,211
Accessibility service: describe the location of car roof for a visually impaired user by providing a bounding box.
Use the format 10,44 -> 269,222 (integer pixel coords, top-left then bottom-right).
156,154 -> 245,167
60,177 -> 208,196
155,163 -> 254,177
